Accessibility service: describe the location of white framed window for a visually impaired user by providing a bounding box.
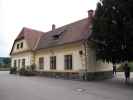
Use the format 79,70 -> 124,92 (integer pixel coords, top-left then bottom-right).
22,59 -> 25,68
64,55 -> 72,70
39,57 -> 44,69
50,56 -> 56,70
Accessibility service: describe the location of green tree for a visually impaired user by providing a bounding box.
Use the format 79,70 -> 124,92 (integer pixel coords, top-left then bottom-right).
3,58 -> 11,65
91,0 -> 133,64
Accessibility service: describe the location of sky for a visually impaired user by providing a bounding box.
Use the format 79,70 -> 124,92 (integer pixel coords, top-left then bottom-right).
0,0 -> 99,57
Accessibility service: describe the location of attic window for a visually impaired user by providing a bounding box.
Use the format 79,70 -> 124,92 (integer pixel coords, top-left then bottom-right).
52,29 -> 67,40
20,42 -> 23,48
17,44 -> 19,49
53,34 -> 60,40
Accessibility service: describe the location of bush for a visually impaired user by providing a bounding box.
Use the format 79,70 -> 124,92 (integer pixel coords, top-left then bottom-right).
10,67 -> 17,74
19,67 -> 26,75
19,67 -> 36,76
30,64 -> 36,71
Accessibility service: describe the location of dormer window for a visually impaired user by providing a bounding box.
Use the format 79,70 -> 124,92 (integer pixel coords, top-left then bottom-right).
16,42 -> 23,49
53,34 -> 60,40
52,29 -> 67,40
17,44 -> 19,49
20,42 -> 23,48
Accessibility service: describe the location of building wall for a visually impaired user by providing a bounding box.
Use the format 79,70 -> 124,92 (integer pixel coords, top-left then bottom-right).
11,52 -> 34,69
86,47 -> 112,72
35,42 -> 83,72
78,42 -> 112,73
12,39 -> 30,54
11,41 -> 112,73
35,42 -> 112,72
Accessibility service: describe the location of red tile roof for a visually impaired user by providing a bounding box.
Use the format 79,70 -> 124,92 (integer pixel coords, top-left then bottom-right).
10,16 -> 93,55
36,17 -> 92,50
10,27 -> 44,55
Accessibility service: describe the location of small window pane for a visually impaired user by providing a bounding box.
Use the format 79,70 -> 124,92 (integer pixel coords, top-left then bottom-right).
64,55 -> 72,70
17,44 -> 19,49
39,57 -> 44,69
14,60 -> 17,67
20,42 -> 23,48
18,59 -> 20,68
22,59 -> 25,68
50,56 -> 56,69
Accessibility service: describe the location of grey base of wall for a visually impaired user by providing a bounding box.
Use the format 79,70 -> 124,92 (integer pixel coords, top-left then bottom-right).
35,71 -> 79,80
85,71 -> 113,80
0,68 -> 10,71
35,71 -> 113,81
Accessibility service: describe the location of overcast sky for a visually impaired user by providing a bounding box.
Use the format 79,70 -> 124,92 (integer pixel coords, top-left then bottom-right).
0,0 -> 98,57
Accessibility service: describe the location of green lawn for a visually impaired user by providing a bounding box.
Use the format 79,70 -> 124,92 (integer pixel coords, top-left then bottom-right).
117,62 -> 133,72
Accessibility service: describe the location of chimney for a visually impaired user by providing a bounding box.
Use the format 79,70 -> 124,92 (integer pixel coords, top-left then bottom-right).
88,9 -> 94,18
52,24 -> 56,31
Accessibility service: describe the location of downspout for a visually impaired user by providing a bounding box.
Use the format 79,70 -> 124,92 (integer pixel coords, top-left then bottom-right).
83,40 -> 88,80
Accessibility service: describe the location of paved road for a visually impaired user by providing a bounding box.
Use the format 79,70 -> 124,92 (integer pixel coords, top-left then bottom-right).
0,71 -> 133,100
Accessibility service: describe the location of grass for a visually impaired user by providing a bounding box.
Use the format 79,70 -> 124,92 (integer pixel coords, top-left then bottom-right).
117,62 -> 133,72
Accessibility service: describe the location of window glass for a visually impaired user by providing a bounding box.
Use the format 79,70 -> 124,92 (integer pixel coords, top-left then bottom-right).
18,59 -> 20,68
17,44 -> 19,49
50,56 -> 56,69
20,42 -> 23,48
14,60 -> 17,67
64,55 -> 72,70
22,59 -> 25,68
39,57 -> 44,69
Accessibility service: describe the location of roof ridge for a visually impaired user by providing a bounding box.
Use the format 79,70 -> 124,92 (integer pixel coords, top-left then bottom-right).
44,17 -> 88,34
33,33 -> 43,50
22,27 -> 45,34
36,17 -> 91,50
20,17 -> 88,36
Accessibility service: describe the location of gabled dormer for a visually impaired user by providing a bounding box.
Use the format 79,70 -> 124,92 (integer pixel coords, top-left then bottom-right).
11,39 -> 30,54
10,27 -> 44,55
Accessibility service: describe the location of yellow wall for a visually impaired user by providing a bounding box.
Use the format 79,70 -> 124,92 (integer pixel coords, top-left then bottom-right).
12,39 -> 30,54
86,47 -> 112,72
35,42 -> 112,72
11,52 -> 34,69
11,40 -> 112,72
35,42 -> 83,72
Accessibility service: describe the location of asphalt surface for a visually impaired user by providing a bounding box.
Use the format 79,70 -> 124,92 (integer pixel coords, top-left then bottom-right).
0,71 -> 133,100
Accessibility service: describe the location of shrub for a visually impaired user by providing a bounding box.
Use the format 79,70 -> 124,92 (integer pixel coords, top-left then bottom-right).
19,67 -> 26,75
19,67 -> 36,76
30,64 -> 36,71
10,67 -> 17,74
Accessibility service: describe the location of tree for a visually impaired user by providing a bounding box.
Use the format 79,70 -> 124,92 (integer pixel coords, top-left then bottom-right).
3,58 -> 11,65
3,58 -> 11,67
91,0 -> 133,64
